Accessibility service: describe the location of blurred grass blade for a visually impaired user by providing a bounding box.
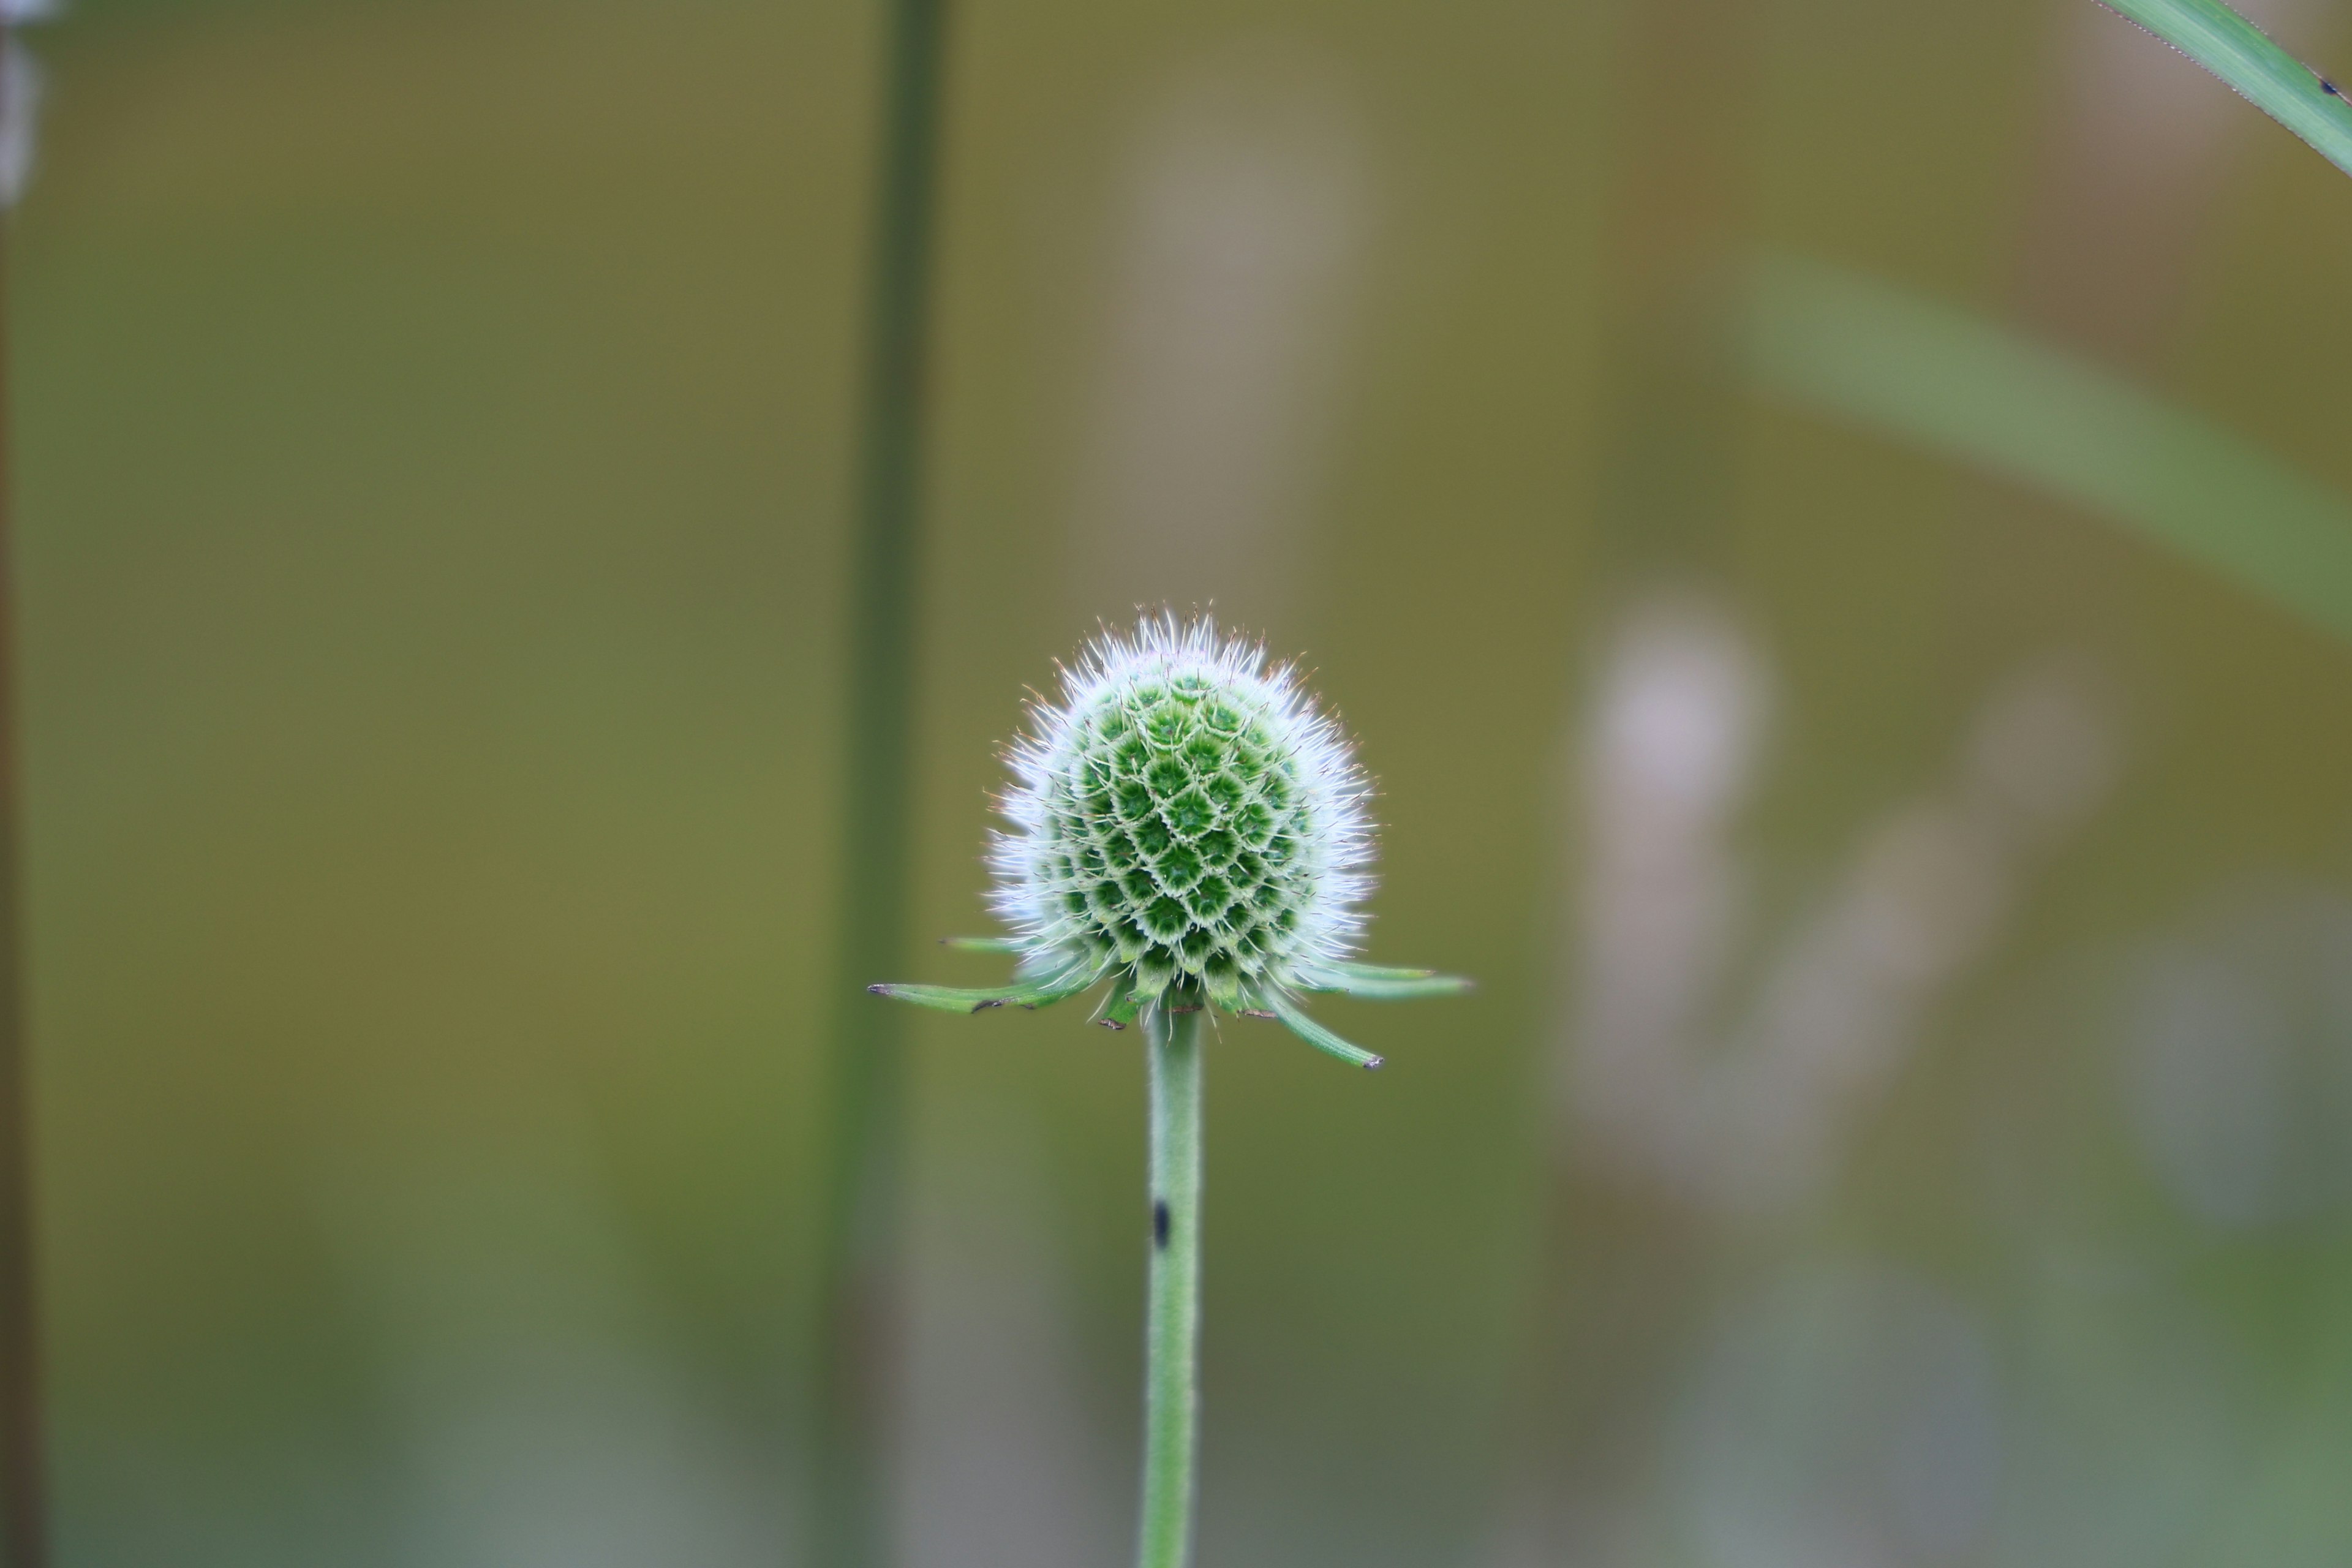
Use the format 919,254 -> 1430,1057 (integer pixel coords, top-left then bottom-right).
2101,0 -> 2352,179
1746,254 -> 2352,644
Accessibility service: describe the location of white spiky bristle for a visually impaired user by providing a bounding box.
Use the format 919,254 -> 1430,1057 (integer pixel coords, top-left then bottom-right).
989,615 -> 1375,1008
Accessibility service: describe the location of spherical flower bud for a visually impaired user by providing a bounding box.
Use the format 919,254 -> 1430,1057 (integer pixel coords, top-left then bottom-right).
872,615 -> 1467,1068
997,615 -> 1368,1005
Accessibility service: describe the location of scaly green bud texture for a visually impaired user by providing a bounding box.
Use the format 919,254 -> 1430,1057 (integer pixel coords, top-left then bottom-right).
872,614 -> 1467,1068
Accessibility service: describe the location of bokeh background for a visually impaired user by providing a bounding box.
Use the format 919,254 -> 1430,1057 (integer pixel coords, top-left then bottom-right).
13,0 -> 2352,1563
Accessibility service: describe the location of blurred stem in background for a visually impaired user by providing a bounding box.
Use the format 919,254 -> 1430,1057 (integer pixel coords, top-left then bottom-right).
0,23 -> 42,1568
1499,0 -> 1757,1553
812,0 -> 951,1564
1135,1006 -> 1203,1568
1586,0 -> 1748,582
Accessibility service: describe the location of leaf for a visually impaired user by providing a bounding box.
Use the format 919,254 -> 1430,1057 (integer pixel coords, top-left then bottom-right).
1746,253 -> 2352,645
1299,961 -> 1476,1001
867,959 -> 1105,1014
1268,997 -> 1385,1071
2100,0 -> 2352,181
1097,985 -> 1144,1031
940,935 -> 1024,954
1322,962 -> 1439,981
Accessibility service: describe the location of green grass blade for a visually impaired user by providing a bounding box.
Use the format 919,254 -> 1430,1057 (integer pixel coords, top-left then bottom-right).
1746,254 -> 2352,645
2101,0 -> 2352,179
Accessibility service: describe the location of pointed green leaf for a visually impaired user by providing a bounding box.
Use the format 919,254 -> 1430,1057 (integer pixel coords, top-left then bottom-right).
867,960 -> 1105,1015
1322,974 -> 1476,1001
1097,985 -> 1143,1031
1300,961 -> 1475,1001
940,935 -> 1025,954
1268,997 -> 1384,1070
1325,962 -> 1439,981
864,984 -> 989,1013
866,982 -> 1039,1014
2101,0 -> 2352,181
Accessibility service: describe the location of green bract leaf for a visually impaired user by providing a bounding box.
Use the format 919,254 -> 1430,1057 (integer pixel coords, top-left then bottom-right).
1097,986 -> 1144,1031
1323,962 -> 1439,981
2101,0 -> 2352,180
1299,962 -> 1476,1001
867,962 -> 1104,1014
1268,997 -> 1384,1071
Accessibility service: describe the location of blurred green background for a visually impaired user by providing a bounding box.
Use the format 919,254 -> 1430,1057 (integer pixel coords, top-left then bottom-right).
15,0 -> 2352,1563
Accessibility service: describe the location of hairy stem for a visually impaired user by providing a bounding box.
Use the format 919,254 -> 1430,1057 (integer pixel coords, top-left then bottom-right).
810,0 -> 951,1564
1138,1006 -> 1204,1568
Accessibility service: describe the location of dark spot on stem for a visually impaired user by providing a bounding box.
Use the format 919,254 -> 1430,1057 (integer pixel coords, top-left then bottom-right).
2328,78 -> 2344,96
1153,1200 -> 1170,1250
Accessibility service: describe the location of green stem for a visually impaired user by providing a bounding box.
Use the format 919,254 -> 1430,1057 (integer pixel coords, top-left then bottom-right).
810,1 -> 951,1564
1137,1006 -> 1204,1568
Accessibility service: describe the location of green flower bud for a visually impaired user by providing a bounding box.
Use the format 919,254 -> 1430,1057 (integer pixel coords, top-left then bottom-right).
872,615 -> 1467,1068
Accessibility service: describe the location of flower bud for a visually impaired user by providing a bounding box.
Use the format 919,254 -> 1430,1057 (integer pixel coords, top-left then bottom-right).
872,614 -> 1468,1068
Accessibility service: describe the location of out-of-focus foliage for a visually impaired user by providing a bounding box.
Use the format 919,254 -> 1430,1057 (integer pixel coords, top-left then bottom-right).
13,0 -> 2352,1565
1747,253 -> 2352,643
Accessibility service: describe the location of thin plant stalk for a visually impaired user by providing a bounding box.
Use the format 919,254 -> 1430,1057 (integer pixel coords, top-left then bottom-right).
810,0 -> 951,1564
0,37 -> 41,1567
2098,0 -> 2352,178
1137,1004 -> 1204,1568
